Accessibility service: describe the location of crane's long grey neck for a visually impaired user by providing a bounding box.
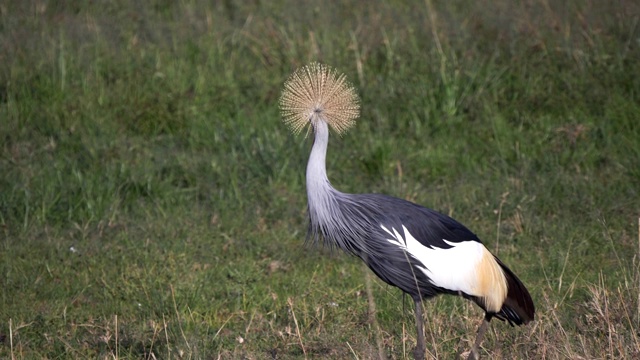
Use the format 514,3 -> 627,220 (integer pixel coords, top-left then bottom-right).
305,120 -> 377,256
307,120 -> 337,225
306,120 -> 351,249
307,120 -> 331,196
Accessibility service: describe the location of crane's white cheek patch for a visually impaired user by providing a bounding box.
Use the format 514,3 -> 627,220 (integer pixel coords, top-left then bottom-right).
381,224 -> 493,297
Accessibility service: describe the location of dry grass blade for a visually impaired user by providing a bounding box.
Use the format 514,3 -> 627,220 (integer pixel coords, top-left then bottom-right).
280,62 -> 360,135
9,318 -> 14,360
287,297 -> 306,357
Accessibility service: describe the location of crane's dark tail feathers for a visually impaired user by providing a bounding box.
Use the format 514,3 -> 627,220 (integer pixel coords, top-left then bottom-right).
493,258 -> 535,326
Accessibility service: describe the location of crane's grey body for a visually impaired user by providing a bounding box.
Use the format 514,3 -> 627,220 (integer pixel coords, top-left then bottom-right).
306,120 -> 532,325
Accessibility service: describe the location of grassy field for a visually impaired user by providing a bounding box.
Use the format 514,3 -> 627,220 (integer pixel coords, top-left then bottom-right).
1,0 -> 639,358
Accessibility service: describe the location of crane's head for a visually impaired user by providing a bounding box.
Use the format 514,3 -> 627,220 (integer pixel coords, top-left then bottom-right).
280,63 -> 360,136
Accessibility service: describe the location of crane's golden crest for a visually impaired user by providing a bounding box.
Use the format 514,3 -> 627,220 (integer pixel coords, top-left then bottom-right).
280,63 -> 360,135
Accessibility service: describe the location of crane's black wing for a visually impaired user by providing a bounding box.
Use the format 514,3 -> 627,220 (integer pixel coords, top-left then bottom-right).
321,192 -> 480,299
339,193 -> 534,324
350,193 -> 482,249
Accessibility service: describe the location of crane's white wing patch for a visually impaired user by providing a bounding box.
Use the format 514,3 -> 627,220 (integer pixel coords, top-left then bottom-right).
381,224 -> 490,297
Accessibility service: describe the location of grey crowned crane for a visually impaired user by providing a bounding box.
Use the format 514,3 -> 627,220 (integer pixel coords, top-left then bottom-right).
280,63 -> 535,360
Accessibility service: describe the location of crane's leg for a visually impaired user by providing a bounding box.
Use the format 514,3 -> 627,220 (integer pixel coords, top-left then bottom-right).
413,298 -> 425,360
467,314 -> 491,360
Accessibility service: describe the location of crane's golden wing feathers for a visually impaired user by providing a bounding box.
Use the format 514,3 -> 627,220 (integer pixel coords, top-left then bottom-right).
280,63 -> 360,135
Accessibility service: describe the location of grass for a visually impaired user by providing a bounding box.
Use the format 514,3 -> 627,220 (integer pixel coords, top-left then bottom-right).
1,0 -> 639,358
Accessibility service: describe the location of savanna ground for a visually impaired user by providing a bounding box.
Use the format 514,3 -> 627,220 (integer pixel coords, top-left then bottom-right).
1,1 -> 639,359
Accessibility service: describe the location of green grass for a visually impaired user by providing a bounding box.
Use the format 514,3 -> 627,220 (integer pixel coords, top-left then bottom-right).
1,0 -> 639,358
